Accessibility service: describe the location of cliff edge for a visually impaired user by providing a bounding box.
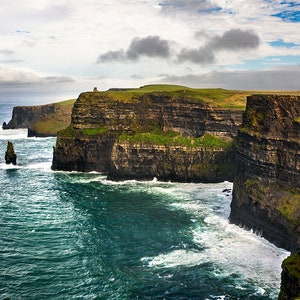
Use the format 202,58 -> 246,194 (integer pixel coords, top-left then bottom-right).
3,99 -> 75,137
230,94 -> 300,252
52,87 -> 244,182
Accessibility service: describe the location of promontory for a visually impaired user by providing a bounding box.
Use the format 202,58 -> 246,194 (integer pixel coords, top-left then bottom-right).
3,99 -> 75,137
51,85 -> 247,182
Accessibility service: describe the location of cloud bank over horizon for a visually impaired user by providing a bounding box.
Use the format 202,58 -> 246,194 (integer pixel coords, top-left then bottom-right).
0,0 -> 300,102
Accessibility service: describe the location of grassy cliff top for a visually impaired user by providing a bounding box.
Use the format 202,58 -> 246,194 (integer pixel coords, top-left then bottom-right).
81,85 -> 300,110
100,85 -> 249,110
283,252 -> 300,280
29,99 -> 75,136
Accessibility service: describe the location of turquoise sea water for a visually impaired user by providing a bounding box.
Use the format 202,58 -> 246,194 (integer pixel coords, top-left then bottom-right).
0,105 -> 289,299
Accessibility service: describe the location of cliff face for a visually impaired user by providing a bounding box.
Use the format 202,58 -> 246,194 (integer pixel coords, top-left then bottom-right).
3,105 -> 55,129
110,142 -> 235,182
279,252 -> 300,300
52,91 -> 242,182
3,100 -> 74,137
70,92 -> 241,138
230,95 -> 300,252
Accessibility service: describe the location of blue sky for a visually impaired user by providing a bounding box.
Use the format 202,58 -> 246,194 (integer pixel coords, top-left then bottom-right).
0,0 -> 300,102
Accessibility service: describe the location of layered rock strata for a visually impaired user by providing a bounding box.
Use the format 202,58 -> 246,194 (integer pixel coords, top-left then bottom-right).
52,91 -> 243,182
230,95 -> 300,252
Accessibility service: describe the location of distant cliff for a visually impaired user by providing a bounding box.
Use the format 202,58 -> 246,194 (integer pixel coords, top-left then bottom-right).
230,95 -> 300,252
3,99 -> 75,137
52,88 -> 244,182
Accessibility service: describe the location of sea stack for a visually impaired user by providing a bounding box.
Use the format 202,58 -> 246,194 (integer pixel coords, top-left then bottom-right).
5,141 -> 17,165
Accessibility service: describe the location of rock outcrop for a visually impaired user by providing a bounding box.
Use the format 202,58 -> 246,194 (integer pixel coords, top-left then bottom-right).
229,95 -> 300,252
5,141 -> 17,165
279,251 -> 300,300
4,105 -> 56,129
52,91 -> 243,182
3,100 -> 75,137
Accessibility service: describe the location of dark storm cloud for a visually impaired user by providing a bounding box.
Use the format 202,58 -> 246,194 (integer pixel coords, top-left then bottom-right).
127,36 -> 171,59
178,29 -> 260,65
97,36 -> 171,63
98,29 -> 259,66
177,47 -> 215,64
209,29 -> 260,50
98,49 -> 126,62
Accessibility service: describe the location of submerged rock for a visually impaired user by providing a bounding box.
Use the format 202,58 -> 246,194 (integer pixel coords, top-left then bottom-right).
5,141 -> 17,165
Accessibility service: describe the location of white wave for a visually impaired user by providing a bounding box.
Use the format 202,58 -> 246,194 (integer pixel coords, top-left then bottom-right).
141,182 -> 289,296
141,249 -> 206,268
0,163 -> 21,170
0,128 -> 28,140
27,136 -> 56,141
25,161 -> 52,171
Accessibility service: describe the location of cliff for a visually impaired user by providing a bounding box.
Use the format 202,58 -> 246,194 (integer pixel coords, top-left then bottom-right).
279,251 -> 300,300
52,87 -> 244,181
229,95 -> 300,252
3,99 -> 75,137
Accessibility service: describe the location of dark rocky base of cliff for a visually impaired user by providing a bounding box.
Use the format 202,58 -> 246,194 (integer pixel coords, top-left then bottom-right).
27,128 -> 57,138
52,134 -> 237,183
279,252 -> 300,300
230,196 -> 299,252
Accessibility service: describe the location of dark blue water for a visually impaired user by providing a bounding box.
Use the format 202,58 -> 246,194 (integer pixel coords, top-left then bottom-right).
0,105 -> 289,299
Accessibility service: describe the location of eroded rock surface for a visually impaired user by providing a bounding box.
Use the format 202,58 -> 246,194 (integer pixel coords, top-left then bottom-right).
5,141 -> 17,165
230,95 -> 300,252
52,91 -> 243,182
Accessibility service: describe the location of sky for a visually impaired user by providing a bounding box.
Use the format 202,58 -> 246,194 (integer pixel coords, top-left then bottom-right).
1,0 -> 300,103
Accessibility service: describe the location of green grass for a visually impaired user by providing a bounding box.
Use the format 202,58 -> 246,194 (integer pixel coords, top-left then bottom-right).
30,99 -> 75,135
243,179 -> 300,225
58,125 -> 78,137
119,131 -> 232,148
277,191 -> 300,224
82,126 -> 108,136
85,84 -> 249,109
82,84 -> 300,110
283,252 -> 300,278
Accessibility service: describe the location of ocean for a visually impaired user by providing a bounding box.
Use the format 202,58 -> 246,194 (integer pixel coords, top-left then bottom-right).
0,103 -> 289,299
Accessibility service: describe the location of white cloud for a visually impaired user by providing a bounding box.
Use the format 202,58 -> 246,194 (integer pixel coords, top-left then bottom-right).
0,0 -> 300,102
